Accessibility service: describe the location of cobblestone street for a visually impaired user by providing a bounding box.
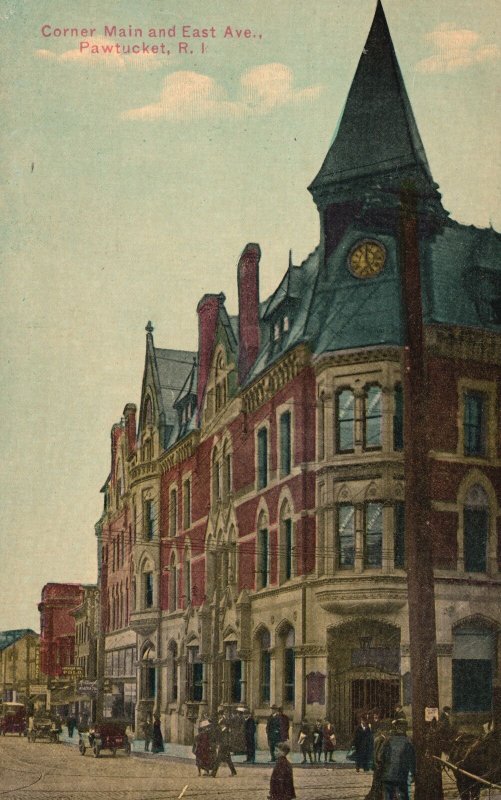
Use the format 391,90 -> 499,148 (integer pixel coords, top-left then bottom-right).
0,735 -> 477,800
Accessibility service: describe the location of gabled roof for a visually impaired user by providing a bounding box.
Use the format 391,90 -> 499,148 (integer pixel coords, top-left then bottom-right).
309,0 -> 439,206
0,629 -> 38,651
154,348 -> 196,424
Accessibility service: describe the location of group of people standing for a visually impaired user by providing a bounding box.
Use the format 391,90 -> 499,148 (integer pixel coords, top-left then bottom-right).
142,714 -> 165,753
298,718 -> 337,763
192,714 -> 237,777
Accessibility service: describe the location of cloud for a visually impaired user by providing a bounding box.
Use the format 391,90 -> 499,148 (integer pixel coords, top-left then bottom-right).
35,38 -> 166,71
122,63 -> 323,120
416,23 -> 500,73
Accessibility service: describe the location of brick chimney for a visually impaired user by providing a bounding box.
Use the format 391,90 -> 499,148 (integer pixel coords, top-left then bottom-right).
196,292 -> 224,415
237,243 -> 261,383
123,403 -> 137,456
110,422 -> 122,481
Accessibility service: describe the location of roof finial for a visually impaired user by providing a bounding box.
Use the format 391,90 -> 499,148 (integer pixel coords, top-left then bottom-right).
289,249 -> 293,269
145,321 -> 154,334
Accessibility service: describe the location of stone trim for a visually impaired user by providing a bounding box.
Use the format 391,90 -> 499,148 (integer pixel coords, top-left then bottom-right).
314,346 -> 402,374
159,431 -> 201,474
425,325 -> 501,365
242,344 -> 310,414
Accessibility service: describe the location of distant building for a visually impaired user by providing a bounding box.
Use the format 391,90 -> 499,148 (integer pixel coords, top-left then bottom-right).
38,583 -> 84,678
95,1 -> 500,744
0,629 -> 41,704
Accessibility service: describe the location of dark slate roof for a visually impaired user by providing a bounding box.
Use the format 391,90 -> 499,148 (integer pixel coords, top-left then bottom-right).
246,248 -> 320,383
309,0 -> 438,205
154,348 -> 196,425
425,222 -> 501,328
0,629 -> 38,651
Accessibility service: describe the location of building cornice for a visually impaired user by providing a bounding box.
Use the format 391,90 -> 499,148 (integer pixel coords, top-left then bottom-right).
313,346 -> 402,374
242,344 -> 311,414
425,324 -> 501,365
159,430 -> 201,474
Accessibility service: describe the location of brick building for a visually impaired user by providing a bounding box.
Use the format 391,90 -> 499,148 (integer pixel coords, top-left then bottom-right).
38,583 -> 84,678
96,1 -> 500,745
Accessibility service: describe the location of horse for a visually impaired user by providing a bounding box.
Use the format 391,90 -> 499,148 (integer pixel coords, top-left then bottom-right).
446,729 -> 501,800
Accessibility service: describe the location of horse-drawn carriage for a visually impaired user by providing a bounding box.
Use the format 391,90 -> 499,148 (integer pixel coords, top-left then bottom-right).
78,720 -> 131,758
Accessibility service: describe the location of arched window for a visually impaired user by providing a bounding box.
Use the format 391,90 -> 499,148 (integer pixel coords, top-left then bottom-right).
464,485 -> 489,573
393,384 -> 404,451
364,384 -> 382,449
257,511 -> 270,589
279,501 -> 294,584
141,642 -> 156,700
318,392 -> 326,460
144,395 -> 153,425
452,623 -> 496,712
279,625 -> 295,706
337,504 -> 355,568
169,552 -> 178,610
168,641 -> 178,702
336,389 -> 355,452
258,628 -> 271,705
222,442 -> 232,501
144,569 -> 154,609
212,448 -> 220,504
184,541 -> 191,607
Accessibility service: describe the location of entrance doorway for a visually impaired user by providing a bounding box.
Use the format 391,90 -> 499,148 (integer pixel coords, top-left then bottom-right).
330,667 -> 400,743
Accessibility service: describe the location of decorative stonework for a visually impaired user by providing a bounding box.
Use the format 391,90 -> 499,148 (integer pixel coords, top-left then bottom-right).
160,431 -> 200,473
242,344 -> 310,414
129,461 -> 160,485
295,644 -> 327,657
314,347 -> 401,375
425,325 -> 501,365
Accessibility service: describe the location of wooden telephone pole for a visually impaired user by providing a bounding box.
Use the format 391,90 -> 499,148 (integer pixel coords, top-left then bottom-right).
400,186 -> 444,800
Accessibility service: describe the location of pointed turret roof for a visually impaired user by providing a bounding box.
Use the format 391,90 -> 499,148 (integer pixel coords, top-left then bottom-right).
309,1 -> 439,206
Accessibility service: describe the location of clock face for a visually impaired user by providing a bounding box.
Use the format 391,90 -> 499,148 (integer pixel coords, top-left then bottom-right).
348,240 -> 386,279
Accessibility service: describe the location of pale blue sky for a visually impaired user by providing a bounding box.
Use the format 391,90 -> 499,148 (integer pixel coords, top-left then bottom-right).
1,0 -> 499,630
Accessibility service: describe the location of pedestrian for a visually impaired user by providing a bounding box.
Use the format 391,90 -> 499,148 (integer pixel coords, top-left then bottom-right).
211,715 -> 237,777
244,710 -> 256,763
364,721 -> 391,800
278,707 -> 290,743
353,715 -> 373,772
298,719 -> 313,764
312,722 -> 323,763
269,741 -> 296,800
436,706 -> 454,756
322,719 -> 336,763
193,719 -> 214,776
267,705 -> 282,762
142,717 -> 152,752
151,714 -> 165,753
67,713 -> 76,738
380,719 -> 416,800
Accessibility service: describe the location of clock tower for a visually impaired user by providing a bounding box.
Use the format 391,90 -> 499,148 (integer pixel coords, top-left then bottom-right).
309,0 -> 447,271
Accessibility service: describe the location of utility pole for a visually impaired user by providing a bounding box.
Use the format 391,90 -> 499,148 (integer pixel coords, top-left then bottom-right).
400,186 -> 443,800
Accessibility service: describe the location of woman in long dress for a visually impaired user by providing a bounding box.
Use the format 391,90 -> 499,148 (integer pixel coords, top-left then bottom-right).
151,715 -> 165,753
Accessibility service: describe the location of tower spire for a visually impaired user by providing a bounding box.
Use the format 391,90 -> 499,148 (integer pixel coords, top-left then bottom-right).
309,1 -> 441,209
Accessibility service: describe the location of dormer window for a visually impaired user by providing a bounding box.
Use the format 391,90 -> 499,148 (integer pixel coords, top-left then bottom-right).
273,322 -> 280,341
144,396 -> 153,426
283,315 -> 290,332
272,314 -> 292,344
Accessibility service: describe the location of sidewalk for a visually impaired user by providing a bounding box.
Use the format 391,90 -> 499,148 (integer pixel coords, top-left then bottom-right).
59,729 -> 355,768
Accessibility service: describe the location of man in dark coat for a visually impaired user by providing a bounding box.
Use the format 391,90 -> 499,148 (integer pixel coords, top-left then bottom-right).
353,716 -> 373,772
267,706 -> 282,762
278,707 -> 290,742
244,711 -> 256,763
380,720 -> 416,800
211,716 -> 237,777
151,714 -> 165,753
270,742 -> 296,800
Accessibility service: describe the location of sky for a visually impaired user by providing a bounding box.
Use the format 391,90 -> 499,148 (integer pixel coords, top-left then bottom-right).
1,0 -> 499,632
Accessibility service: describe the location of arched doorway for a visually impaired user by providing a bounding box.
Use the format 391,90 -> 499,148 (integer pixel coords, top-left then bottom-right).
327,620 -> 401,743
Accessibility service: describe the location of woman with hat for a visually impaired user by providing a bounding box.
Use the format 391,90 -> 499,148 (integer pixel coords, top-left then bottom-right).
270,742 -> 296,800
